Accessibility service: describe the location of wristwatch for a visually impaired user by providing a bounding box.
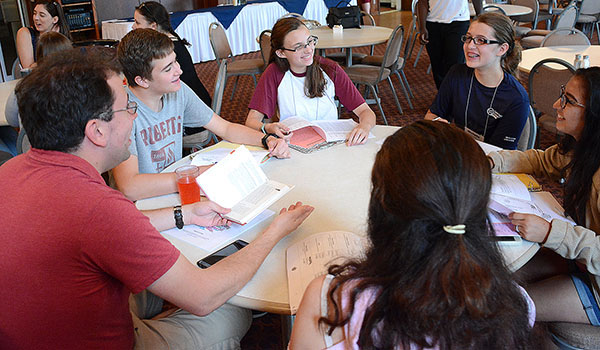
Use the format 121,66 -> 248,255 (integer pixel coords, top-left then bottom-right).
174,205 -> 184,229
261,133 -> 278,149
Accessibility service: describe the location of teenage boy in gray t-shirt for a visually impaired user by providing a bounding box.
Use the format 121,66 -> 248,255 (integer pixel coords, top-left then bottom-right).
114,28 -> 290,201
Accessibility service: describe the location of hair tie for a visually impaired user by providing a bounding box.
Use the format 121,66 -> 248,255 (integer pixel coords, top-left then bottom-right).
443,224 -> 466,235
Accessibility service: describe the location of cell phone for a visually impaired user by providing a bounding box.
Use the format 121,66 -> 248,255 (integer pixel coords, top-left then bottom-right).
196,240 -> 248,269
493,235 -> 522,244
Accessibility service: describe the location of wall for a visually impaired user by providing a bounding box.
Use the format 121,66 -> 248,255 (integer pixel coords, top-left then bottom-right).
95,0 -> 196,22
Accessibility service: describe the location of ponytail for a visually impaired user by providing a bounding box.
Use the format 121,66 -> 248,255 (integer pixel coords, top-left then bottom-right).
137,1 -> 190,46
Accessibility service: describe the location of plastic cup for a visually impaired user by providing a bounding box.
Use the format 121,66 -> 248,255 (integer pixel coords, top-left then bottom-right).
175,165 -> 201,205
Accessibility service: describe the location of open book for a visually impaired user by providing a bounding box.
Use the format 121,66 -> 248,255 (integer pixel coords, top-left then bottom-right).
280,117 -> 373,153
196,145 -> 292,225
286,231 -> 366,314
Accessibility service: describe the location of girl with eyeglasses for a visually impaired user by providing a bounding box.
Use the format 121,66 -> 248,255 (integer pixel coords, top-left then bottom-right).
425,12 -> 529,150
488,67 -> 600,330
16,0 -> 71,69
132,1 -> 212,107
245,17 -> 376,146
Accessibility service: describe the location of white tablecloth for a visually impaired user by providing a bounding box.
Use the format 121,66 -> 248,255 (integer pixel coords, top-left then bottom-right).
102,0 -> 355,63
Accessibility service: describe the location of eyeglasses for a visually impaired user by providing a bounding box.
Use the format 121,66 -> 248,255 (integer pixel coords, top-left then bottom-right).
559,85 -> 586,109
280,36 -> 318,52
99,101 -> 138,119
460,35 -> 501,46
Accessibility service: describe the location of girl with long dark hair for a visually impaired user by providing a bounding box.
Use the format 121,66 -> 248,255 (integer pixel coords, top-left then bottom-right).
290,121 -> 535,349
16,0 -> 71,69
489,67 -> 600,327
245,17 -> 376,146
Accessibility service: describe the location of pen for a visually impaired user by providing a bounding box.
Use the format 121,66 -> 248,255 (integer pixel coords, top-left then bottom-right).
260,154 -> 271,164
432,117 -> 442,122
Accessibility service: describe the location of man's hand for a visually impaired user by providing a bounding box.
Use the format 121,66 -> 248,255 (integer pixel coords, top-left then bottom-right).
267,137 -> 291,158
184,201 -> 231,227
265,202 -> 314,241
346,124 -> 370,146
509,212 -> 551,243
419,31 -> 429,45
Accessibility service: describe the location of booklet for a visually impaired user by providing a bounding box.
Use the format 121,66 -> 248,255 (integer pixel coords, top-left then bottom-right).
196,145 -> 292,225
189,142 -> 270,167
279,117 -> 374,153
286,231 -> 366,314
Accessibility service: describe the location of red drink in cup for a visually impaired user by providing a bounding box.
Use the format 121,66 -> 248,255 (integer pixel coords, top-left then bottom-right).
175,165 -> 201,205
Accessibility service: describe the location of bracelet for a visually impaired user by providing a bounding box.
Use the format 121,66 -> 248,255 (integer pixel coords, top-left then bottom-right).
261,133 -> 278,149
174,205 -> 184,229
261,123 -> 267,134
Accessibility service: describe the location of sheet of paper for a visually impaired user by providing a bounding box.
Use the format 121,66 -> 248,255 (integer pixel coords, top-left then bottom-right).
289,127 -> 327,148
190,147 -> 269,167
313,119 -> 375,141
491,174 -> 531,201
286,231 -> 365,315
161,210 -> 274,251
477,140 -> 502,155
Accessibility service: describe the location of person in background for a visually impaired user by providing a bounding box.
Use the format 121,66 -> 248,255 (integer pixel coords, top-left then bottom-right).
35,31 -> 72,64
245,17 -> 376,146
113,29 -> 289,201
289,121 -> 535,349
0,47 -> 314,349
488,67 -> 600,328
16,0 -> 71,69
132,1 -> 212,107
425,12 -> 529,150
417,0 -> 482,89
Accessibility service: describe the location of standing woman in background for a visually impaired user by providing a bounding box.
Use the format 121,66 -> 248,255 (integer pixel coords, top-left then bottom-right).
16,0 -> 71,69
132,1 -> 212,107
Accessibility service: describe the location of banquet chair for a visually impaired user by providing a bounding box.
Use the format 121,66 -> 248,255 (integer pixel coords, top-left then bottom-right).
182,60 -> 225,152
549,322 -> 600,349
343,24 -> 406,125
528,58 -> 575,135
482,5 -> 507,15
538,0 -> 558,29
259,29 -> 272,69
540,28 -> 590,46
511,0 -> 540,37
208,22 -> 262,100
521,4 -> 579,48
16,128 -> 30,154
517,106 -> 538,151
576,0 -> 600,40
326,11 -> 376,65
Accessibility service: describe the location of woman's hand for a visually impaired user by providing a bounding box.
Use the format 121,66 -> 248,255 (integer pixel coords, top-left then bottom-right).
266,137 -> 291,158
346,124 -> 370,146
509,212 -> 551,243
265,122 -> 292,139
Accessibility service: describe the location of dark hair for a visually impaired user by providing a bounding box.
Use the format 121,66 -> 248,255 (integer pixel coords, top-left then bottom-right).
475,12 -> 521,77
16,48 -> 121,153
135,1 -> 190,46
320,121 -> 533,349
270,17 -> 326,98
36,31 -> 72,63
33,1 -> 72,40
117,28 -> 174,87
558,67 -> 600,224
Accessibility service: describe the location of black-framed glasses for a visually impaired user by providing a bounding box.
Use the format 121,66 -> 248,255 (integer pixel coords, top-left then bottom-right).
461,34 -> 501,46
99,101 -> 138,119
280,36 -> 318,52
559,85 -> 586,109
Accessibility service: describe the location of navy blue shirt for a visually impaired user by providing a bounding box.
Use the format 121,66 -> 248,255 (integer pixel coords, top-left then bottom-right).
430,64 -> 529,149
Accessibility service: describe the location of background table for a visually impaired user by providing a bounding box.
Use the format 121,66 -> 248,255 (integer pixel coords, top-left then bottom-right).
518,45 -> 600,73
312,26 -> 393,66
136,125 -> 540,314
469,3 -> 533,17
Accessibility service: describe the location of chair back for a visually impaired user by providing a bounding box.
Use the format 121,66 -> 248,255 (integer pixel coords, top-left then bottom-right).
16,128 -> 30,154
11,58 -> 21,79
541,28 -> 591,46
553,4 -> 578,29
361,10 -> 375,26
259,29 -> 272,68
483,4 -> 508,15
580,0 -> 600,15
381,25 -> 405,72
212,59 -> 228,116
511,0 -> 539,24
209,22 -> 233,63
528,58 -> 575,118
517,106 -> 538,151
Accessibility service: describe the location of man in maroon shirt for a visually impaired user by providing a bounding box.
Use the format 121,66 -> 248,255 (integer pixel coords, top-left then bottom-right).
0,49 -> 313,349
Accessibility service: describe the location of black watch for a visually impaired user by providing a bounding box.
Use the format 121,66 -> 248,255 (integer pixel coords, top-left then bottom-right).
261,133 -> 279,149
174,205 -> 184,229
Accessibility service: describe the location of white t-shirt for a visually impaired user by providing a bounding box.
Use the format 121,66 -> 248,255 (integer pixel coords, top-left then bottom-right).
426,0 -> 470,23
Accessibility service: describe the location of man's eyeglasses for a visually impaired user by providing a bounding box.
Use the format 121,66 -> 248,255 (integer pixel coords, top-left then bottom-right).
559,85 -> 586,109
460,35 -> 501,46
280,36 -> 318,52
99,101 -> 138,119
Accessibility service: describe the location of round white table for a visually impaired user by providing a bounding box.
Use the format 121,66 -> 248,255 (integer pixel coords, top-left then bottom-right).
518,45 -> 600,73
311,26 -> 393,66
470,3 -> 533,17
137,125 -> 539,314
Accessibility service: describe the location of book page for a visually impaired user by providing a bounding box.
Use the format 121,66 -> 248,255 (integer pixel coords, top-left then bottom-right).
227,180 -> 291,224
477,140 -> 502,155
313,119 -> 360,142
288,127 -> 327,149
190,147 -> 269,167
286,231 -> 366,315
196,146 -> 267,208
491,174 -> 531,201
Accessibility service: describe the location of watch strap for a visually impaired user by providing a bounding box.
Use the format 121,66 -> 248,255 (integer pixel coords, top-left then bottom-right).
261,133 -> 278,149
174,205 -> 184,229
261,123 -> 267,134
